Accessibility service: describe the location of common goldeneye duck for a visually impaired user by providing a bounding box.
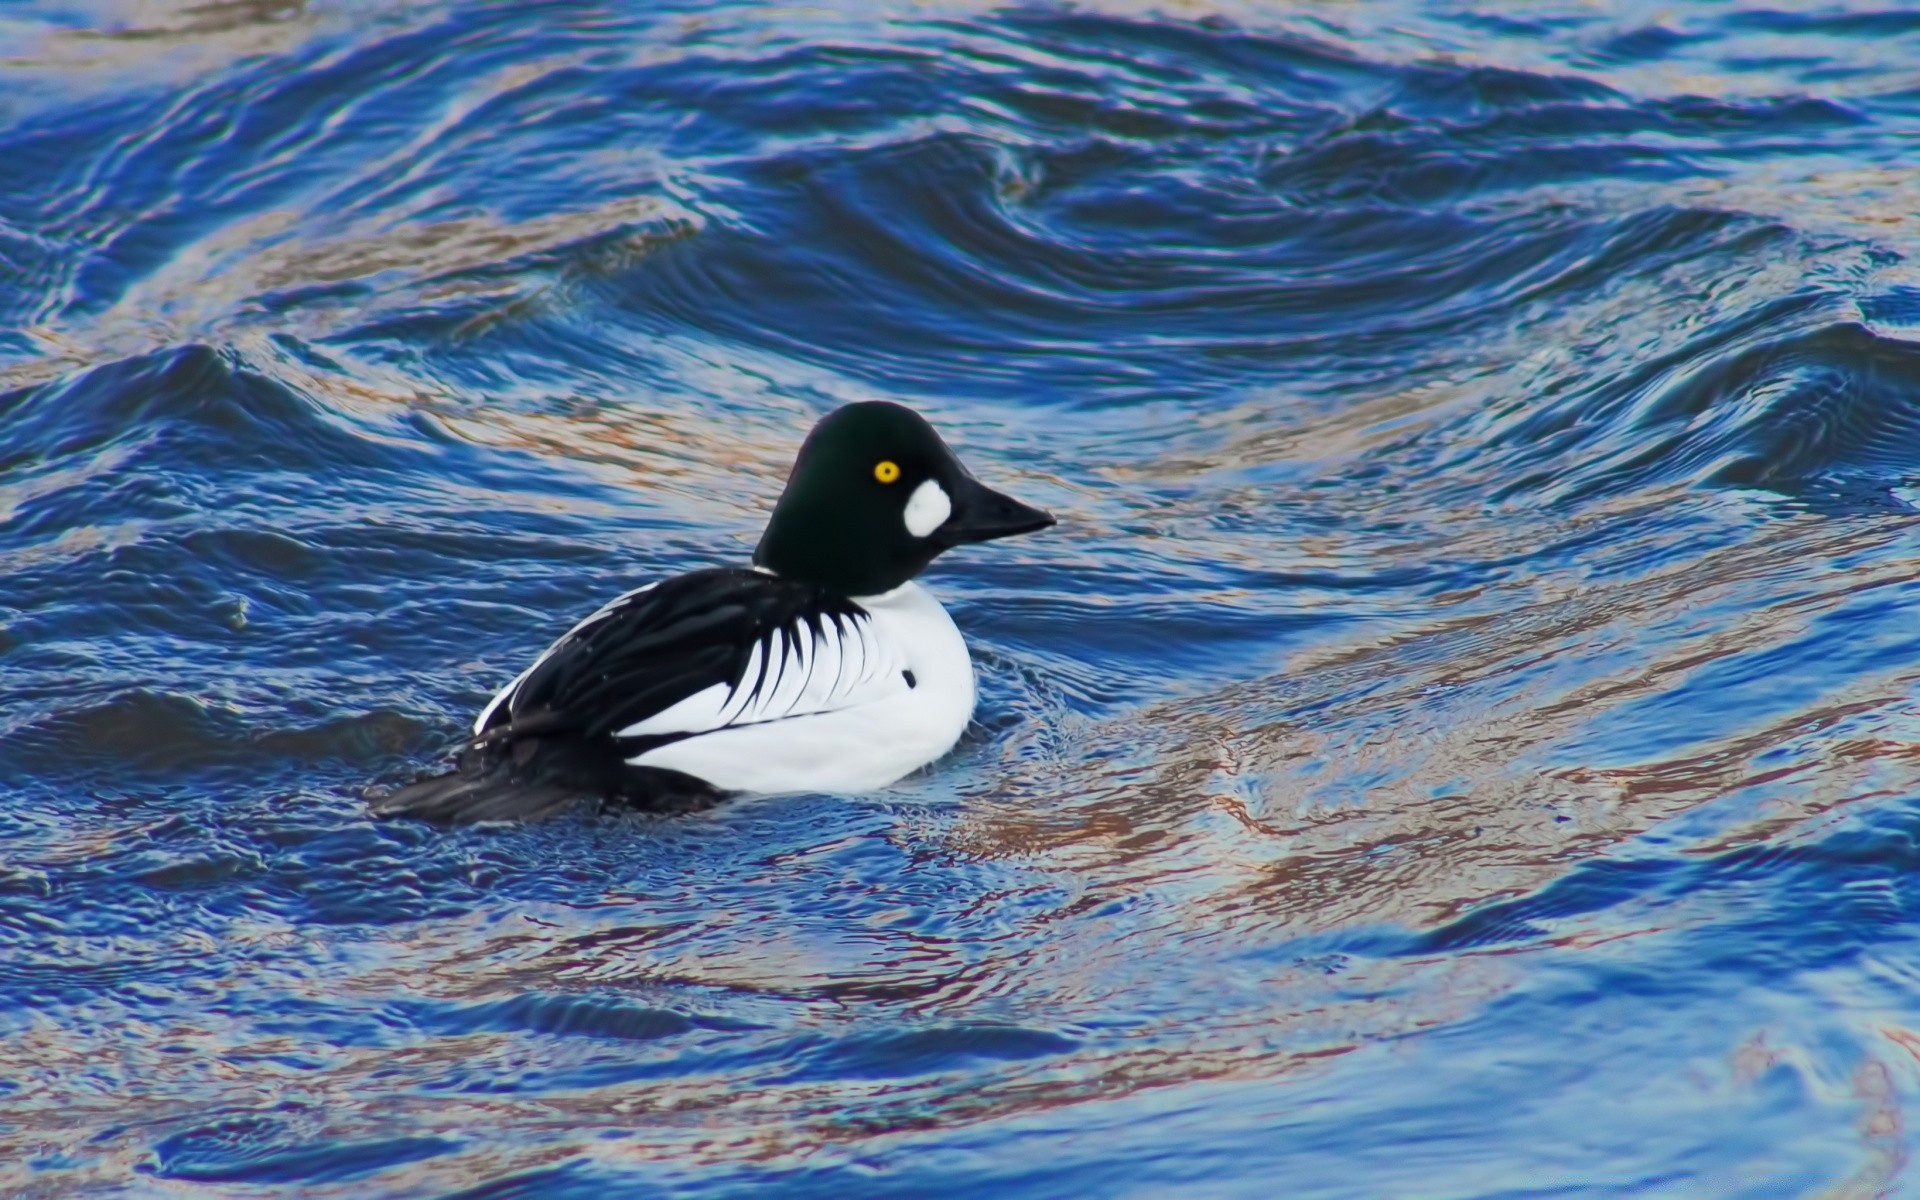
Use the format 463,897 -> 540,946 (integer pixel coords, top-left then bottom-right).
373,401 -> 1054,822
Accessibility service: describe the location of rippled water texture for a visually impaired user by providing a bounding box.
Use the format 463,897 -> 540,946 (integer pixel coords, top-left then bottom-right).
8,1 -> 1920,1194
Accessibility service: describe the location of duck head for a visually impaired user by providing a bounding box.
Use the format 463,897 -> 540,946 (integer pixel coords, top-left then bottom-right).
753,401 -> 1054,597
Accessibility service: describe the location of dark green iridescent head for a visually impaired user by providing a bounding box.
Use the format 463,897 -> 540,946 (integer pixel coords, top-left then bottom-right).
753,402 -> 1054,597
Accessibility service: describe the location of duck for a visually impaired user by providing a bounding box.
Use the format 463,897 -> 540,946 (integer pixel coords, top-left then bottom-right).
372,401 -> 1054,822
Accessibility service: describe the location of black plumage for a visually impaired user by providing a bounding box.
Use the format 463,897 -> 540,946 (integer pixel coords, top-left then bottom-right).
371,401 -> 1054,824
370,568 -> 864,822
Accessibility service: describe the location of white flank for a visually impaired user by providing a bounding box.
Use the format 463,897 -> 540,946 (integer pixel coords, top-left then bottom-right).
903,479 -> 951,539
616,608 -> 891,738
625,582 -> 974,793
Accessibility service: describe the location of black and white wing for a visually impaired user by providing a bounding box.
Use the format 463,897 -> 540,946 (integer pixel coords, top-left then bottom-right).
475,566 -> 909,753
372,567 -> 925,822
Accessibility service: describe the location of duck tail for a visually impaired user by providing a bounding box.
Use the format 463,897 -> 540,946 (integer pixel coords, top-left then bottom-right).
367,736 -> 604,824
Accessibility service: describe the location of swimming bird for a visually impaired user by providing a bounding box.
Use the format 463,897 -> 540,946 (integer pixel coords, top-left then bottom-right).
372,401 -> 1054,822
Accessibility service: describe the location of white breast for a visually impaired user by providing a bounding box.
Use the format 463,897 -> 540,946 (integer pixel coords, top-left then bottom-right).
623,582 -> 975,794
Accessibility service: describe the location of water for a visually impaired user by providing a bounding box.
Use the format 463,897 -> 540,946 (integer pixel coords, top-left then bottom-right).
6,1 -> 1920,1194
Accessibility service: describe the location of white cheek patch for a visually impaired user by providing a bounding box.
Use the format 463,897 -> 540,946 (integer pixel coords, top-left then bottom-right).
903,478 -> 952,539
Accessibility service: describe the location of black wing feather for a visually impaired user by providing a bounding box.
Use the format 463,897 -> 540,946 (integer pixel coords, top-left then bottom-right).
485,567 -> 863,743
373,568 -> 864,823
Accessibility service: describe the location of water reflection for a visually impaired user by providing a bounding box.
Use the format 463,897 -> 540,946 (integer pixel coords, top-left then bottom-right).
6,0 -> 1920,1194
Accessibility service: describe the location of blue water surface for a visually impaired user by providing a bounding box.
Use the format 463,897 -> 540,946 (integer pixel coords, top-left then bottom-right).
6,0 -> 1920,1194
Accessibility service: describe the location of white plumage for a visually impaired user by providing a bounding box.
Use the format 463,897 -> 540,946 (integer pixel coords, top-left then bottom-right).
375,399 -> 1051,823
622,583 -> 974,793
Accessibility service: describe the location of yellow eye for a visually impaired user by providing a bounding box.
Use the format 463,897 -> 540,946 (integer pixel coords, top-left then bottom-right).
873,460 -> 900,484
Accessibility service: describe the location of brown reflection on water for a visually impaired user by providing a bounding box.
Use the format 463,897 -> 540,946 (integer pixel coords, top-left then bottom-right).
7,0 -> 315,62
69,0 -> 307,40
0,0 -> 331,135
0,906 -> 1505,1194
102,194 -> 698,354
0,198 -> 700,405
5,503 -> 1912,1190
952,506 -> 1920,942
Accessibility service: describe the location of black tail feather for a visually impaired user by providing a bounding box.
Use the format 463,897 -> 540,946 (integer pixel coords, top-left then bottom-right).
368,735 -> 723,824
368,766 -> 594,823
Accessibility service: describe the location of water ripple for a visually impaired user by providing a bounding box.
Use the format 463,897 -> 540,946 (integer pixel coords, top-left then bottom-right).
7,1 -> 1920,1194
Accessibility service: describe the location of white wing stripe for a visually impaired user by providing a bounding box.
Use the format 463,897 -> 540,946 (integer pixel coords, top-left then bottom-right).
859,618 -> 886,688
718,639 -> 763,726
823,615 -> 848,700
615,681 -> 730,738
800,621 -> 840,711
615,606 -> 912,746
792,624 -> 816,706
748,628 -> 784,723
837,614 -> 864,699
474,661 -> 534,734
790,622 -> 813,705
763,625 -> 810,719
